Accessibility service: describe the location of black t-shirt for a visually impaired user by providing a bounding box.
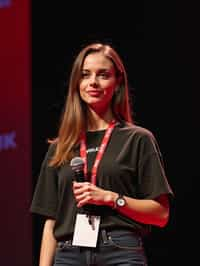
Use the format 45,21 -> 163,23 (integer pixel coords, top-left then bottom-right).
30,123 -> 173,240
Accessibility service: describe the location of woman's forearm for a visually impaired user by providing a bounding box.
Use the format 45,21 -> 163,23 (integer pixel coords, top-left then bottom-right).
39,219 -> 57,266
106,192 -> 169,227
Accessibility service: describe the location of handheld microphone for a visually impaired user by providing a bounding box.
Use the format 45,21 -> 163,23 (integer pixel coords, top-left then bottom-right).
70,156 -> 93,217
70,156 -> 85,182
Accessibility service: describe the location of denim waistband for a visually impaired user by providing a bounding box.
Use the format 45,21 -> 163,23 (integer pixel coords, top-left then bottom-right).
57,228 -> 141,248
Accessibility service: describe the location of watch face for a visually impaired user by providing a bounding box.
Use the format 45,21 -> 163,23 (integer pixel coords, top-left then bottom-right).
116,197 -> 126,207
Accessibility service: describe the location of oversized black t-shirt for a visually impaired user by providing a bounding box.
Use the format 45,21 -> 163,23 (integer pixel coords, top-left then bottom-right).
30,123 -> 173,240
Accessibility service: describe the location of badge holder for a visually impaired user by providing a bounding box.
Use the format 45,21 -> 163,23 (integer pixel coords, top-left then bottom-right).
72,213 -> 100,247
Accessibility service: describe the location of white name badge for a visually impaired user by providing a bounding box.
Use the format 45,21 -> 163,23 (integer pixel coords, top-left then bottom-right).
72,213 -> 100,247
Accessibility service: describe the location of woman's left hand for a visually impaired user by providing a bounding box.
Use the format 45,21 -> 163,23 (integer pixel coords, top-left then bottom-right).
73,181 -> 115,208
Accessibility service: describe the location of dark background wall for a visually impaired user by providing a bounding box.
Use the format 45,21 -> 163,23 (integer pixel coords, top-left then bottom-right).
32,1 -> 199,265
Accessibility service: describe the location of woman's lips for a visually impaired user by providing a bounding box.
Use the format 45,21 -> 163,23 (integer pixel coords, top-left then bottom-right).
87,90 -> 102,97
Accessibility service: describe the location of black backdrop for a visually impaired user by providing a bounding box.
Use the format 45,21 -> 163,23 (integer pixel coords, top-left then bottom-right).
32,2 -> 199,265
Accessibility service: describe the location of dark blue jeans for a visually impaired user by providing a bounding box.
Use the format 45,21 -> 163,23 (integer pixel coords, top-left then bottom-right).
54,229 -> 148,266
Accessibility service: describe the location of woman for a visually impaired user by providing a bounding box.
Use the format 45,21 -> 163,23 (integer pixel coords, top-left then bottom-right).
31,42 -> 173,266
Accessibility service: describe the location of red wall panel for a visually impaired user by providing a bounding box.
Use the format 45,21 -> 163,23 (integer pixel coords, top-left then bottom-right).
0,0 -> 32,265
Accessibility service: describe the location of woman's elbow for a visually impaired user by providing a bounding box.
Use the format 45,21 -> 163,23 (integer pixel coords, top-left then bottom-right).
156,206 -> 170,227
159,212 -> 169,227
156,194 -> 170,227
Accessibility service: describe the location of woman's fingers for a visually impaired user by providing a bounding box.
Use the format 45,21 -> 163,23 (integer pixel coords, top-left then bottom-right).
72,181 -> 106,207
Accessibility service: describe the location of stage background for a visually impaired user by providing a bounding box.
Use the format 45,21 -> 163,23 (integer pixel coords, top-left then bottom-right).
0,1 -> 194,266
0,0 -> 32,265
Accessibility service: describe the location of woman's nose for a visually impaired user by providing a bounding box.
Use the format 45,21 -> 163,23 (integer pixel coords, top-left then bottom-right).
89,74 -> 98,85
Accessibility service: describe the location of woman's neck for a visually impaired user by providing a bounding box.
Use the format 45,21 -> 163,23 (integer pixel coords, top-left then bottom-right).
87,107 -> 115,131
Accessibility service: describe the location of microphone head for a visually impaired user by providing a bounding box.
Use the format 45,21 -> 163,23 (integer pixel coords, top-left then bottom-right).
70,156 -> 84,172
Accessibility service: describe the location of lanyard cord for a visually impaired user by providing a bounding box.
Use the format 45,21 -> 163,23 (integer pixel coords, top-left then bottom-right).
80,120 -> 116,185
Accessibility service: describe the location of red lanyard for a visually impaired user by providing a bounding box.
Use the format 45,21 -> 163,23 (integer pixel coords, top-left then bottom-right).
80,120 -> 116,185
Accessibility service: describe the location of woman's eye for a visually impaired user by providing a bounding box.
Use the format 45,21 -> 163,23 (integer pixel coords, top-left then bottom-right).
98,72 -> 110,78
81,72 -> 90,78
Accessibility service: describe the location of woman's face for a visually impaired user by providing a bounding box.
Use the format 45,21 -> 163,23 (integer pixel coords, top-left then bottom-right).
79,52 -> 119,112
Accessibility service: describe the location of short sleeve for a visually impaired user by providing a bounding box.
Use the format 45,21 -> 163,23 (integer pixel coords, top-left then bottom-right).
137,132 -> 174,199
30,144 -> 58,219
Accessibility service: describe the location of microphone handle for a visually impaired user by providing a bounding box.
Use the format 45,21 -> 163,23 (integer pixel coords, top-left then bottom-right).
74,171 -> 93,215
74,170 -> 85,182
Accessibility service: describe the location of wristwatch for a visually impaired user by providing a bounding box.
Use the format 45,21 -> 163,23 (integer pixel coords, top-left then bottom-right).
115,194 -> 126,208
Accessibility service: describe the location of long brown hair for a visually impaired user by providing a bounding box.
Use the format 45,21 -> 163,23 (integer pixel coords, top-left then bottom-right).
49,43 -> 134,166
